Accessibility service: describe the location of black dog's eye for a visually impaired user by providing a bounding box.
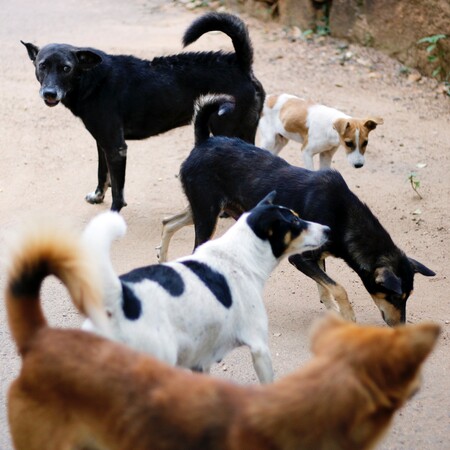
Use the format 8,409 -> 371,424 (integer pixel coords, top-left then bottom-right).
62,65 -> 71,73
39,62 -> 47,70
345,141 -> 354,148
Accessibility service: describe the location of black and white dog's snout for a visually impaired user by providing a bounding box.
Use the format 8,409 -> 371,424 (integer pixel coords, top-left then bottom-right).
301,221 -> 330,251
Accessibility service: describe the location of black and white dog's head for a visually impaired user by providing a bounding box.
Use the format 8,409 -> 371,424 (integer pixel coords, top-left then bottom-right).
21,41 -> 102,107
245,191 -> 329,259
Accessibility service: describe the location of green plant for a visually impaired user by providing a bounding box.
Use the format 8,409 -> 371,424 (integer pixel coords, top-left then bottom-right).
407,171 -> 422,199
417,34 -> 448,80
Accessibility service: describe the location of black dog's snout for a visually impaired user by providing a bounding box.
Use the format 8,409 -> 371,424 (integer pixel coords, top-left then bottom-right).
43,89 -> 58,100
323,225 -> 331,238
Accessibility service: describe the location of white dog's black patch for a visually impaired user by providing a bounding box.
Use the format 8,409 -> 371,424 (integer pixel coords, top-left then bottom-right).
181,260 -> 232,308
119,266 -> 185,320
121,265 -> 185,296
121,282 -> 142,320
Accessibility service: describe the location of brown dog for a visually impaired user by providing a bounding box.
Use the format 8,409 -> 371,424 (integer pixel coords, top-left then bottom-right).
6,222 -> 440,450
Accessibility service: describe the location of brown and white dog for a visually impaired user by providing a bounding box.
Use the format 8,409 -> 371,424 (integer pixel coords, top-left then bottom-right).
6,222 -> 440,450
258,93 -> 383,170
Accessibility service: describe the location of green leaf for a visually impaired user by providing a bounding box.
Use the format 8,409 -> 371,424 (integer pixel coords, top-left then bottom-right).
417,34 -> 447,45
432,67 -> 442,77
426,44 -> 436,53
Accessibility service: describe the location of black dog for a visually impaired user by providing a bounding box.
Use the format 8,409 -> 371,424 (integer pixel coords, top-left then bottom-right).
22,12 -> 265,211
158,95 -> 435,326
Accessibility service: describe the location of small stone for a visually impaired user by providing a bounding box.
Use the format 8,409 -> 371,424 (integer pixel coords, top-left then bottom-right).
408,72 -> 422,83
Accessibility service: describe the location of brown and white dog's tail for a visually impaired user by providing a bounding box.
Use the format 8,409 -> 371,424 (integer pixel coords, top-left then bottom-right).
5,220 -> 110,355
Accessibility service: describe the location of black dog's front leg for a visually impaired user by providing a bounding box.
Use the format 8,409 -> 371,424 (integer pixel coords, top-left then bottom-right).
288,254 -> 356,321
85,143 -> 110,205
104,145 -> 128,212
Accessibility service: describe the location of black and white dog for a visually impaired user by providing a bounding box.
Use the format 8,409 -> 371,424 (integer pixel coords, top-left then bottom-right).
158,95 -> 435,327
21,12 -> 265,211
81,195 -> 329,383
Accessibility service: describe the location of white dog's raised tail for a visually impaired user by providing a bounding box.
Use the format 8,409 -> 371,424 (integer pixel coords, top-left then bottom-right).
82,211 -> 126,304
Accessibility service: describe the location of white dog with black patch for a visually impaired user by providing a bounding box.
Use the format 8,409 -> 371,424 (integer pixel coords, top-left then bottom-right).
82,192 -> 329,383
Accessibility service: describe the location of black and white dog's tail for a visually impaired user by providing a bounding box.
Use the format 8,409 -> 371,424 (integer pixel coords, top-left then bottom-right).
183,12 -> 253,73
194,94 -> 236,146
82,212 -> 126,301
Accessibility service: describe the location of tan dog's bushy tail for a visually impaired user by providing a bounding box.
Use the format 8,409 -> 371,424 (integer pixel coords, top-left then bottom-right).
5,220 -> 110,354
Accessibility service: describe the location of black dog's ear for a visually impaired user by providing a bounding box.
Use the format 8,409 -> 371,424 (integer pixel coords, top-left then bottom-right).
21,41 -> 39,62
408,257 -> 436,277
374,267 -> 402,295
257,191 -> 277,207
75,50 -> 103,70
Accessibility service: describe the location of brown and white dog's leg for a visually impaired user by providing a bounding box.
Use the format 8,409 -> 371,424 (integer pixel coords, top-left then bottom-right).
319,148 -> 338,170
157,206 -> 194,262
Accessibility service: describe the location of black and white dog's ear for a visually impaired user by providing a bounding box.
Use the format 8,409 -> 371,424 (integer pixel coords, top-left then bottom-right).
374,268 -> 402,295
21,41 -> 39,62
75,50 -> 103,70
408,257 -> 436,277
257,191 -> 277,207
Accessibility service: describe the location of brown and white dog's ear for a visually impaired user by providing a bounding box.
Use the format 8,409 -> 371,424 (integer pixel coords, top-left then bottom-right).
364,117 -> 384,131
333,118 -> 350,136
374,267 -> 402,295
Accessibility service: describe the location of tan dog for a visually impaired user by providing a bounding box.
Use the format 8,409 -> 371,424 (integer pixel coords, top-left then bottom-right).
258,93 -> 383,170
6,222 -> 439,450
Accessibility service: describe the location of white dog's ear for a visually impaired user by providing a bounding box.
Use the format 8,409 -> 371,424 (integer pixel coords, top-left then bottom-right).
364,117 -> 384,131
333,118 -> 350,135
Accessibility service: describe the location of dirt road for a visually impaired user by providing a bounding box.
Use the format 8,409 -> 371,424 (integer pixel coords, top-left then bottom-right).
0,0 -> 449,448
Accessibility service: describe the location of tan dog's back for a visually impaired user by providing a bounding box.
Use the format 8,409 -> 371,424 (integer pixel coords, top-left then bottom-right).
258,93 -> 383,170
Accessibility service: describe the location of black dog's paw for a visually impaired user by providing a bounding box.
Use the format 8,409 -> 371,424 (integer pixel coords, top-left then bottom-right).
85,190 -> 105,204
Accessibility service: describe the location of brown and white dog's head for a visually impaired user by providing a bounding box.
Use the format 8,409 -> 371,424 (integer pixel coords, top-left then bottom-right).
333,117 -> 383,168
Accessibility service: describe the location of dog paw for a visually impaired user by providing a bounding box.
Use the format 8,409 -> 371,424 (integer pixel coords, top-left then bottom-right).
85,191 -> 105,204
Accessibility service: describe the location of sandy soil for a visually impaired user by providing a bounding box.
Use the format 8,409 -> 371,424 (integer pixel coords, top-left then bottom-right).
0,0 -> 449,448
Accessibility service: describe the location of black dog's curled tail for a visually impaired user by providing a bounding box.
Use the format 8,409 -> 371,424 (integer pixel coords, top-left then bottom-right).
193,94 -> 235,146
183,12 -> 253,72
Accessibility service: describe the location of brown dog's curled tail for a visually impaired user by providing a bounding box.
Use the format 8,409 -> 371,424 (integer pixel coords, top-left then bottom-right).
5,220 -> 110,355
